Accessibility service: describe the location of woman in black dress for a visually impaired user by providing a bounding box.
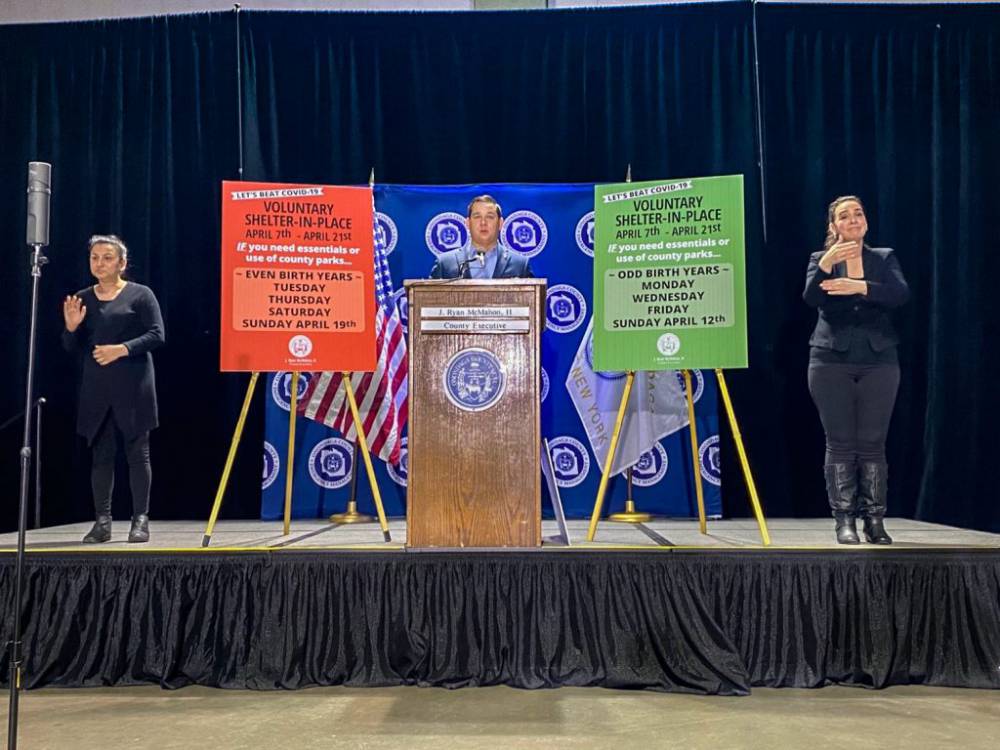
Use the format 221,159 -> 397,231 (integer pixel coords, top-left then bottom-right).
62,235 -> 165,543
803,197 -> 909,545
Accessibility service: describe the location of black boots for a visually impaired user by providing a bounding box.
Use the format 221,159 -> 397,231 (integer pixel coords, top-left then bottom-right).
824,463 -> 860,544
128,514 -> 150,543
83,487 -> 113,543
82,514 -> 112,543
835,514 -> 860,545
825,461 -> 892,545
858,461 -> 892,545
82,515 -> 150,543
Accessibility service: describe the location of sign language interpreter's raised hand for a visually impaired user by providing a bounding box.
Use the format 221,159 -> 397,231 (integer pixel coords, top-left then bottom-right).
818,237 -> 862,274
63,295 -> 87,332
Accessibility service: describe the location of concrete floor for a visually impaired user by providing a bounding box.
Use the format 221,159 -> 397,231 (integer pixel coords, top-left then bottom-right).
2,684 -> 998,750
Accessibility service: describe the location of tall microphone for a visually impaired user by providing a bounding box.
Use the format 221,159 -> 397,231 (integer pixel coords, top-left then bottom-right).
476,250 -> 486,268
10,161 -> 53,749
26,162 -> 52,248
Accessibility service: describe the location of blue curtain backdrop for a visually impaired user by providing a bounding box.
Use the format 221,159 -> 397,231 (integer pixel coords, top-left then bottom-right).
2,3 -> 999,532
261,183 -> 722,520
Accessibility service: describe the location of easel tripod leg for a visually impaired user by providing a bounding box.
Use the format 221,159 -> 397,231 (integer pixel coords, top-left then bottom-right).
202,372 -> 260,547
715,369 -> 770,546
342,373 -> 392,542
587,371 -> 635,542
283,371 -> 300,537
684,370 -> 708,535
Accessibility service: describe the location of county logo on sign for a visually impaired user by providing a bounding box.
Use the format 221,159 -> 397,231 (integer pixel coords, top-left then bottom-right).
262,441 -> 280,490
548,436 -> 590,488
674,369 -> 705,403
575,211 -> 595,257
288,334 -> 313,358
374,211 -> 398,255
386,436 -> 408,487
628,442 -> 669,487
307,437 -> 355,490
501,210 -> 548,257
699,434 -> 722,486
270,371 -> 315,412
585,330 -> 626,381
391,287 -> 409,328
656,333 -> 681,357
546,284 -> 586,333
540,367 -> 550,403
425,212 -> 469,256
443,348 -> 506,412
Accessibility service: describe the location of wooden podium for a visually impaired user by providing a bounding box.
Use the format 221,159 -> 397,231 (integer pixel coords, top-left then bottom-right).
405,279 -> 546,548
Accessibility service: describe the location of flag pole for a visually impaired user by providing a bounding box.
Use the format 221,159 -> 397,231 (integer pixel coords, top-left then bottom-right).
329,436 -> 373,523
324,168 -> 380,526
609,466 -> 651,523
282,371 -> 301,536
202,372 -> 259,547
683,370 -> 708,534
715,369 -> 770,545
342,372 -> 391,542
587,370 -> 635,542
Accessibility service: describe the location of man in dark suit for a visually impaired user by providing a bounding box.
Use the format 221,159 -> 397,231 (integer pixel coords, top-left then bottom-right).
429,194 -> 534,279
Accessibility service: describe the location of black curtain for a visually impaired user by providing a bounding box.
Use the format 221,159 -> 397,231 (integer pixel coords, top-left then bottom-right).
2,3 -> 999,533
0,14 -> 263,529
3,551 -> 999,691
752,3 -> 1000,531
239,5 -> 759,185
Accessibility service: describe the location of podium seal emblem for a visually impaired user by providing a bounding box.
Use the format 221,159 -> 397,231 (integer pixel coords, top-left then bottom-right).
443,348 -> 506,412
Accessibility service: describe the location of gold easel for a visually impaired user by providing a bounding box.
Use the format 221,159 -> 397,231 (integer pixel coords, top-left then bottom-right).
202,370 -> 392,546
586,369 -> 770,546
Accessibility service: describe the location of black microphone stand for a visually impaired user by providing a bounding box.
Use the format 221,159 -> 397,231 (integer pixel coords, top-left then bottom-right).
8,241 -> 47,750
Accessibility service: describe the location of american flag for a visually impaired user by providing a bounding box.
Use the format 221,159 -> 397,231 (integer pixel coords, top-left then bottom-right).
297,203 -> 408,464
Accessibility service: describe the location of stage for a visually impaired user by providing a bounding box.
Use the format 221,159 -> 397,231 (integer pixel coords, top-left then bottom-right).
1,517 -> 999,551
1,518 -> 999,695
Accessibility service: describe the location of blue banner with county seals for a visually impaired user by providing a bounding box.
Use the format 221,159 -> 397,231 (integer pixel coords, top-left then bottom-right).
262,184 -> 722,521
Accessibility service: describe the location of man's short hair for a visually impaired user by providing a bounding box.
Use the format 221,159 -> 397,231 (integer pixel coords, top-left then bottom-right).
466,194 -> 503,219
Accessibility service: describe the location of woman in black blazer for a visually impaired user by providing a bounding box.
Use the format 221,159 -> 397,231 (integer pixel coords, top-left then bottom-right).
803,197 -> 909,544
62,235 -> 165,543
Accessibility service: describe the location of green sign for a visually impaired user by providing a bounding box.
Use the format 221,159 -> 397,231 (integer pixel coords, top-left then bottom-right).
592,175 -> 748,371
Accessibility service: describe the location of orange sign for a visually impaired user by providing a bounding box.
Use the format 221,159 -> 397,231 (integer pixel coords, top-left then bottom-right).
220,181 -> 376,372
